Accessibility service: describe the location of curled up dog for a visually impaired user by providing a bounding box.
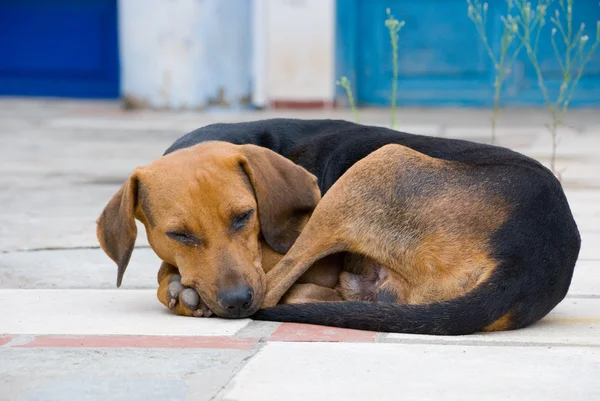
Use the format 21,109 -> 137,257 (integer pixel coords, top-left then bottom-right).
97,119 -> 581,335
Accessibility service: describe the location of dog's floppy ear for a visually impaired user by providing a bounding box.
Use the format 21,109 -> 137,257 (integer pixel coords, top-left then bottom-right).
96,171 -> 140,288
239,144 -> 321,254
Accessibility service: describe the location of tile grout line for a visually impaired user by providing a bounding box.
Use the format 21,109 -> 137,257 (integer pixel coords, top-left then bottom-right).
208,345 -> 265,401
377,337 -> 600,348
0,245 -> 152,254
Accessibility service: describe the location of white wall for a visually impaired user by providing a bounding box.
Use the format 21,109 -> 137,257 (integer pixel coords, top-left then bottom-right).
119,0 -> 251,109
256,0 -> 336,105
118,0 -> 335,109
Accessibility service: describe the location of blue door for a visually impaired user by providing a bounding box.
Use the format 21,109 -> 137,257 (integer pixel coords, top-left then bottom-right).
0,0 -> 119,98
337,0 -> 600,107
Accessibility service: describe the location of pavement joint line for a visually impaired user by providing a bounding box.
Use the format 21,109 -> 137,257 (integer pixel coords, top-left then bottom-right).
0,245 -> 152,254
208,346 -> 264,401
377,338 -> 600,348
565,294 -> 600,299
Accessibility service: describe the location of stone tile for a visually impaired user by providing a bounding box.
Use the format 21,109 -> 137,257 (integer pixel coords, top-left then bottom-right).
0,248 -> 161,289
269,323 -> 377,343
222,342 -> 600,401
444,126 -> 540,145
569,260 -> 600,296
0,182 -> 151,253
580,233 -> 600,260
0,289 -> 250,336
384,298 -> 600,347
0,347 -> 255,401
47,117 -> 190,132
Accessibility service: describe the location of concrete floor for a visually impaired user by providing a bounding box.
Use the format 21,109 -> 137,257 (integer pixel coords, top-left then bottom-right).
1,99 -> 599,401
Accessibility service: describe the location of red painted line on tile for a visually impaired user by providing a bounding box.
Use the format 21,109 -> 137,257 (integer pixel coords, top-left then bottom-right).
0,335 -> 14,346
15,335 -> 257,350
269,323 -> 377,343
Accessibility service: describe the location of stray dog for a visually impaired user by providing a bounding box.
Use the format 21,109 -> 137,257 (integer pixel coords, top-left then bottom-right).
97,140 -> 345,318
98,119 -> 580,334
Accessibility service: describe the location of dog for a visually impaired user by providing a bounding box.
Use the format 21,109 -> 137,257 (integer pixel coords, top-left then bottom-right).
96,140 -> 345,318
98,119 -> 580,334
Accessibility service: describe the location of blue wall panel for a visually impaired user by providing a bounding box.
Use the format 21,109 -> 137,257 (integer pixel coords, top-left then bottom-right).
337,0 -> 600,107
0,0 -> 119,98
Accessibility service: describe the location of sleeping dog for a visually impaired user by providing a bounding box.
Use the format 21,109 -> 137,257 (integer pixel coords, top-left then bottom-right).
97,119 -> 580,334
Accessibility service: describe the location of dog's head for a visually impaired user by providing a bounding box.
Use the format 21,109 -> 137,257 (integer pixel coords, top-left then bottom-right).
96,141 -> 320,318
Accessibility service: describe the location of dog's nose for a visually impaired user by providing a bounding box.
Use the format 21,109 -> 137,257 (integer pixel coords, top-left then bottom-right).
217,285 -> 254,315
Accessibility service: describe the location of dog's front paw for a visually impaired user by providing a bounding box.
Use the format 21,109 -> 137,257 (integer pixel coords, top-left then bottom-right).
162,274 -> 213,317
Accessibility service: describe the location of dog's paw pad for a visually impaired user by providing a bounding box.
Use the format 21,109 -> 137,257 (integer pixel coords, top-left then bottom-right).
180,288 -> 201,310
164,275 -> 213,318
167,280 -> 184,309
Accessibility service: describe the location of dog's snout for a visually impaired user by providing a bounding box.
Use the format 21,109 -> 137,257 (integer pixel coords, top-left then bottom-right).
217,285 -> 254,316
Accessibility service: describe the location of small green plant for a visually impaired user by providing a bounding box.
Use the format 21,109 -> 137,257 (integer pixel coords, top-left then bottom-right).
467,0 -> 523,145
385,8 -> 406,129
336,76 -> 360,123
509,0 -> 600,175
337,9 -> 405,128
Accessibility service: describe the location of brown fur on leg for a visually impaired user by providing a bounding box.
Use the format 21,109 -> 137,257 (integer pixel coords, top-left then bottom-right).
281,283 -> 343,304
263,143 -> 507,309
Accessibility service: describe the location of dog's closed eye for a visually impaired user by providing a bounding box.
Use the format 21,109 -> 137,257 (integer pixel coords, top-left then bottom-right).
166,231 -> 202,245
231,209 -> 254,232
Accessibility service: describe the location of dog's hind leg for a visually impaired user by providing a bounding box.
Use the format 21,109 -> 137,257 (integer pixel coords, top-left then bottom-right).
281,283 -> 343,304
263,143 -> 502,308
262,145 -> 418,307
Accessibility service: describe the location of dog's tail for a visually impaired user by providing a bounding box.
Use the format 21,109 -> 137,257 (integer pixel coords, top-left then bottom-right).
252,269 -> 563,335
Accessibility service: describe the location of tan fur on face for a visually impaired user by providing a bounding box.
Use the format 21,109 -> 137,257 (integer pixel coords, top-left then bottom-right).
140,145 -> 264,315
97,141 -> 321,318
